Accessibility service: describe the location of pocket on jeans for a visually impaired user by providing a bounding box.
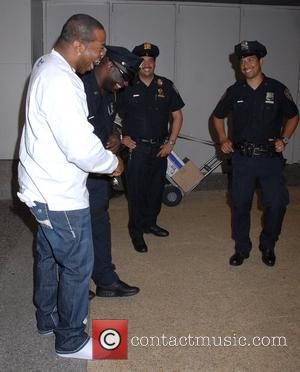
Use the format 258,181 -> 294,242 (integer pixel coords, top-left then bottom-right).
30,203 -> 53,229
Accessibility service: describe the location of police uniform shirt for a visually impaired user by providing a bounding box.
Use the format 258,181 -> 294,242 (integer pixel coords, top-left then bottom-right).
117,75 -> 185,139
81,70 -> 115,144
213,76 -> 299,144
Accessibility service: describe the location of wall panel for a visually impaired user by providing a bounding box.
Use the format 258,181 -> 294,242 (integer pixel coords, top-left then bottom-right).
0,0 -> 298,197
0,64 -> 28,159
110,2 -> 176,79
175,4 -> 240,164
0,0 -> 31,64
44,2 -> 110,52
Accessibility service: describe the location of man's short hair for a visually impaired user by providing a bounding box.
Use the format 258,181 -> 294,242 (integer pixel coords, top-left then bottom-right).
59,14 -> 104,44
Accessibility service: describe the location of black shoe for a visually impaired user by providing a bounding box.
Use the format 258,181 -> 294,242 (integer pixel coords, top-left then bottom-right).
89,290 -> 95,301
144,225 -> 169,237
229,252 -> 249,266
96,280 -> 140,297
132,237 -> 148,252
261,250 -> 276,266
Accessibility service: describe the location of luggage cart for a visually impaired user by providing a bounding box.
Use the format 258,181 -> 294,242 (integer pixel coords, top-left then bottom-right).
163,134 -> 223,207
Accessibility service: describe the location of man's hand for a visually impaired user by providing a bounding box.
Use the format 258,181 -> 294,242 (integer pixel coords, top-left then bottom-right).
106,134 -> 121,154
220,138 -> 234,153
121,135 -> 136,150
111,156 -> 124,177
213,116 -> 234,154
157,143 -> 174,157
274,139 -> 286,153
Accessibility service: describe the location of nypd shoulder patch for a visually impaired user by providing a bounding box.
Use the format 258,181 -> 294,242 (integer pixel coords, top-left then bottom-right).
284,88 -> 294,102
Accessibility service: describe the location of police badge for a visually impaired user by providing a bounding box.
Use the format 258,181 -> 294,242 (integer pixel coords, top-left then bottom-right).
157,88 -> 165,98
157,78 -> 163,87
265,92 -> 274,104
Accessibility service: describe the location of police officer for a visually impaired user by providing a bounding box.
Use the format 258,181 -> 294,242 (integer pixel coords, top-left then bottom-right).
81,46 -> 143,298
117,42 -> 185,253
213,40 -> 299,267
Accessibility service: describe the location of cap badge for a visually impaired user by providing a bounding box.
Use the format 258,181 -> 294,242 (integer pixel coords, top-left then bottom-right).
144,43 -> 152,50
241,41 -> 249,51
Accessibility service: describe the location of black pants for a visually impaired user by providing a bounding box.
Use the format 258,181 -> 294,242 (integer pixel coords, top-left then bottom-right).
87,176 -> 119,286
230,152 -> 289,255
125,143 -> 167,241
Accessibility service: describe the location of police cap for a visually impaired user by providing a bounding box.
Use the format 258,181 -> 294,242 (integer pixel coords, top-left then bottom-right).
106,45 -> 143,81
132,42 -> 159,58
234,40 -> 267,59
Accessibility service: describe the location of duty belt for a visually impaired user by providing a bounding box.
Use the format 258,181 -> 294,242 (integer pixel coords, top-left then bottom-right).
234,142 -> 278,157
134,137 -> 166,145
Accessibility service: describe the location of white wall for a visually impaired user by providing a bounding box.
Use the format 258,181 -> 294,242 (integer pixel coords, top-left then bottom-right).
42,1 -> 300,166
110,2 -> 177,79
32,0 -> 44,64
174,3 -> 241,163
0,0 -> 31,159
44,1 -> 110,52
0,0 -> 299,167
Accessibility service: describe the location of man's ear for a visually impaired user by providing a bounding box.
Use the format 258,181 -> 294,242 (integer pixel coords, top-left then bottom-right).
259,58 -> 264,67
73,40 -> 85,55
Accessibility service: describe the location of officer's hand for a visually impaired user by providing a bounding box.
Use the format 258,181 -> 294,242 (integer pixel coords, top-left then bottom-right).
157,143 -> 173,157
274,139 -> 285,153
111,156 -> 124,177
220,138 -> 234,153
122,136 -> 136,150
106,134 -> 121,154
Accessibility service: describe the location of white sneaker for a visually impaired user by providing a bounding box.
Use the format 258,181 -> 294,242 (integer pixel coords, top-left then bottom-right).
56,338 -> 93,360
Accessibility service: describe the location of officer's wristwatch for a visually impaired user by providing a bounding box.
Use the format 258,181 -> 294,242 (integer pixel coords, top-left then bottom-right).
281,137 -> 289,145
166,139 -> 176,145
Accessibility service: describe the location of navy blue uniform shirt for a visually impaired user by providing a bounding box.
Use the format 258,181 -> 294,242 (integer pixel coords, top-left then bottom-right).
117,75 -> 184,139
81,70 -> 115,144
213,76 -> 298,144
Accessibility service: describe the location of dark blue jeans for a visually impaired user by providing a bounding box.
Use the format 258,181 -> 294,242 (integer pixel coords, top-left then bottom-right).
30,202 -> 93,353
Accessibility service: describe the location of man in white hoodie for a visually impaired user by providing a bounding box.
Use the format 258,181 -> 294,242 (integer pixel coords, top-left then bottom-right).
18,14 -> 122,360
